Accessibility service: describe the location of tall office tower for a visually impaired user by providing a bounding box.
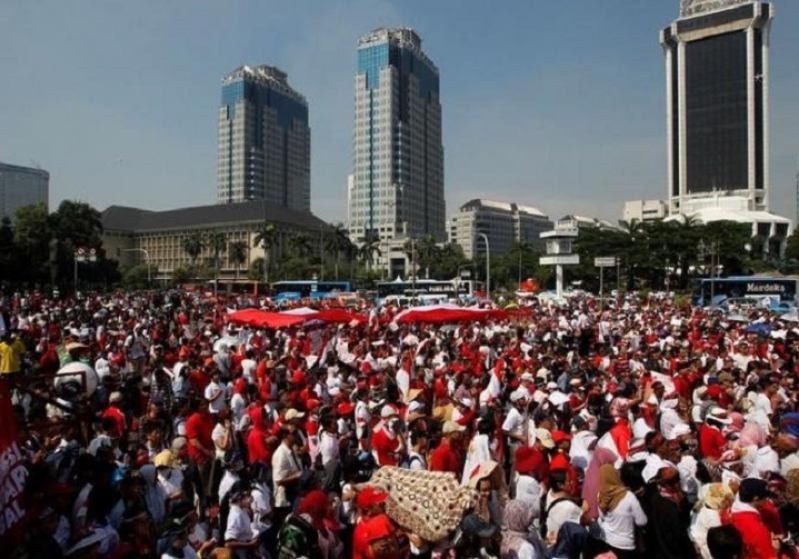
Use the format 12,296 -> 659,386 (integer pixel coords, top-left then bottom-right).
661,1 -> 773,215
0,161 -> 49,221
217,65 -> 310,211
350,28 -> 445,255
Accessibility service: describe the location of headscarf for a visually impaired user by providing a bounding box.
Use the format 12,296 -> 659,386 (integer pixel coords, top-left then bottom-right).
695,482 -> 734,511
739,423 -> 766,448
582,448 -> 617,519
501,500 -> 534,557
786,469 -> 799,508
140,464 -> 167,525
597,464 -> 627,514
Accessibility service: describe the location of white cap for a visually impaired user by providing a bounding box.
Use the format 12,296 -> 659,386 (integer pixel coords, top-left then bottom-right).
380,405 -> 399,419
443,420 -> 466,435
510,388 -> 528,403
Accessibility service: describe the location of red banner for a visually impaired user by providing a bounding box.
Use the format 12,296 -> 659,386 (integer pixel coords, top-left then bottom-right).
0,381 -> 26,548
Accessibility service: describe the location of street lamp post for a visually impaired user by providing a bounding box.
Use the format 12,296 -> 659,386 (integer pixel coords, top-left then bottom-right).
122,248 -> 151,288
477,232 -> 490,300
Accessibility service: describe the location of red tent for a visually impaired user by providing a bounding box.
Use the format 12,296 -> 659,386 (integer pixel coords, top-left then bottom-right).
228,309 -> 305,329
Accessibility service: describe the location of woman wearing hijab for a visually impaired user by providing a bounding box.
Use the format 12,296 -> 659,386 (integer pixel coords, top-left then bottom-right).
690,482 -> 735,559
582,448 -> 618,522
596,464 -> 647,559
501,499 -> 548,559
141,464 -> 169,528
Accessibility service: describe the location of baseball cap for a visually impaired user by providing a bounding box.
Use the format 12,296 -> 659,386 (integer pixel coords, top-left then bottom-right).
443,420 -> 466,435
356,486 -> 389,509
707,407 -> 732,425
509,388 -> 528,403
536,428 -> 555,449
380,405 -> 399,419
285,409 -> 305,421
552,430 -> 572,445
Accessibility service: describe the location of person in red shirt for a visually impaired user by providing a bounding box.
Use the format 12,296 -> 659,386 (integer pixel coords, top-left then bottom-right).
352,488 -> 392,559
102,391 -> 127,435
429,421 -> 466,475
723,478 -> 778,559
184,398 -> 216,513
549,431 -> 579,497
371,405 -> 404,467
700,407 -> 731,460
247,408 -> 276,466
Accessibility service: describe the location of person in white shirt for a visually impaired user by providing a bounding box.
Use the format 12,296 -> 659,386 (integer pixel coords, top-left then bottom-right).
406,428 -> 429,471
597,464 -> 647,554
240,350 -> 257,384
271,425 -> 304,515
318,415 -> 342,468
204,370 -> 227,415
212,409 -> 235,461
224,487 -> 260,558
154,450 -> 185,503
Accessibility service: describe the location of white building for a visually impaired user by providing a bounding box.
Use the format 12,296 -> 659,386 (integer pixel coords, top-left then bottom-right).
349,28 -> 445,268
448,199 -> 552,260
622,199 -> 668,223
0,161 -> 49,221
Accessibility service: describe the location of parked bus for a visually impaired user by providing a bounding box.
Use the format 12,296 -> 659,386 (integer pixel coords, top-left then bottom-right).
375,278 -> 474,305
694,276 -> 799,307
271,280 -> 353,301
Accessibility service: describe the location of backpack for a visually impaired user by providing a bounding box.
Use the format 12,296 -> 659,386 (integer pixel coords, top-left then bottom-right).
276,513 -> 324,559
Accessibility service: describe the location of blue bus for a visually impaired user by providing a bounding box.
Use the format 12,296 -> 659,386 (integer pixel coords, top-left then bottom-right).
271,280 -> 353,301
694,276 -> 798,307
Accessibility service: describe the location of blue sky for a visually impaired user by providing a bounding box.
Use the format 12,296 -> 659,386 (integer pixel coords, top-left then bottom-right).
1,0 -> 798,223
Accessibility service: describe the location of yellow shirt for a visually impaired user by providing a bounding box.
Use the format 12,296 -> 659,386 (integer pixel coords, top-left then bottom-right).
0,339 -> 25,374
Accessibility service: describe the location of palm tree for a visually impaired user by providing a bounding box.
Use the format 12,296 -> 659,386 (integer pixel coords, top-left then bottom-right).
325,223 -> 353,280
207,231 -> 227,288
358,232 -> 382,272
229,241 -> 248,280
253,222 -> 277,282
289,232 -> 313,259
182,231 -> 205,265
416,234 -> 440,279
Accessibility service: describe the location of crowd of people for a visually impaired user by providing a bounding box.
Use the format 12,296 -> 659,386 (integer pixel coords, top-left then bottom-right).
3,288 -> 799,559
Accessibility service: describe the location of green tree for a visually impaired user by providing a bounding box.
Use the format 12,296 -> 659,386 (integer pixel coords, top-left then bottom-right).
358,232 -> 382,272
229,241 -> 248,280
785,229 -> 799,262
0,217 -> 17,284
288,232 -> 313,259
182,231 -> 205,264
325,223 -> 353,280
122,263 -> 157,290
253,222 -> 278,282
207,231 -> 227,288
416,234 -> 440,279
15,203 -> 55,284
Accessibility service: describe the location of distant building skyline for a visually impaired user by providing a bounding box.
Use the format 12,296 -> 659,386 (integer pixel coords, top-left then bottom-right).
0,161 -> 49,221
217,65 -> 311,211
448,199 -> 552,260
661,1 -> 773,215
349,27 -> 446,262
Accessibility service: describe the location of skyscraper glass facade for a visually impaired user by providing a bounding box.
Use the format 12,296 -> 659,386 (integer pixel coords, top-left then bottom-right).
662,1 -> 772,213
217,65 -> 310,211
350,28 -> 446,255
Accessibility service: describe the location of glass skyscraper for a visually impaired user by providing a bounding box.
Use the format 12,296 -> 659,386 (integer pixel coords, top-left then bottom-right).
0,161 -> 49,221
661,1 -> 773,214
217,65 -> 310,211
350,28 -> 445,254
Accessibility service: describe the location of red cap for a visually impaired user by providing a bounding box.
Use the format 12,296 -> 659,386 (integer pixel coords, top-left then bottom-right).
707,385 -> 722,399
363,513 -> 395,542
552,430 -> 572,444
356,487 -> 389,509
306,399 -> 320,412
337,402 -> 354,416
